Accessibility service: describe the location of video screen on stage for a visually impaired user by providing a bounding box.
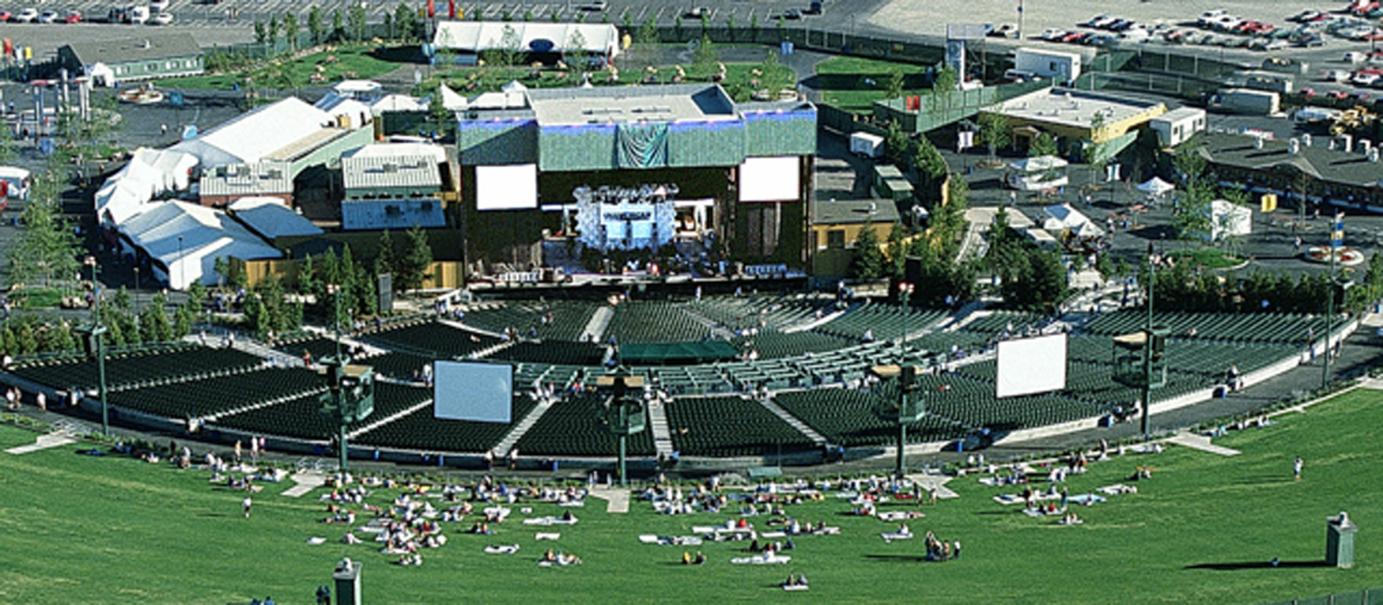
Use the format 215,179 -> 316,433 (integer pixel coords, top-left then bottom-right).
476,164 -> 538,211
995,333 -> 1068,398
433,361 -> 513,423
739,156 -> 800,202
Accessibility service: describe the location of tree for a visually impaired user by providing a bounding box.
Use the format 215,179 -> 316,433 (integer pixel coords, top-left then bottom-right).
886,222 -> 909,280
428,86 -> 452,128
141,293 -> 174,343
0,114 -> 16,164
912,135 -> 947,196
692,35 -> 718,79
636,17 -> 659,66
374,230 -> 396,277
254,20 -> 267,45
268,16 -> 280,49
1173,179 -> 1215,240
283,13 -> 300,51
1172,142 -> 1207,188
978,113 -> 1010,160
308,6 -> 325,45
354,260 -> 377,318
1030,132 -> 1058,158
331,9 -> 344,42
885,71 -> 904,101
1000,247 -> 1068,312
298,254 -> 319,300
929,66 -> 957,116
851,222 -> 887,280
347,5 -> 368,42
884,119 -> 909,165
399,226 -> 433,292
484,24 -> 523,66
758,50 -> 791,96
565,30 -> 589,81
394,3 -> 418,42
8,169 -> 80,289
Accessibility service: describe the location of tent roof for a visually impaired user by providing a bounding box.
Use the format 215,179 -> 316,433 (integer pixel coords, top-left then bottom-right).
437,84 -> 469,110
371,94 -> 428,115
228,197 -> 324,239
1136,176 -> 1176,195
174,97 -> 333,166
119,201 -> 280,268
346,142 -> 448,165
1009,155 -> 1069,172
620,341 -> 740,364
432,21 -> 620,55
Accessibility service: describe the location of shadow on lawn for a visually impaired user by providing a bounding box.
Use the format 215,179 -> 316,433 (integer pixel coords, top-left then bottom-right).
864,554 -> 927,563
1185,560 -> 1329,571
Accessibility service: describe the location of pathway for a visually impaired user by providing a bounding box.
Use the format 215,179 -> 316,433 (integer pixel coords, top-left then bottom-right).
5,432 -> 76,455
904,472 -> 961,500
646,396 -> 675,459
281,470 -> 327,498
348,398 -> 433,440
588,486 -> 631,514
1165,432 -> 1241,457
757,396 -> 828,446
491,398 -> 556,456
580,306 -> 614,343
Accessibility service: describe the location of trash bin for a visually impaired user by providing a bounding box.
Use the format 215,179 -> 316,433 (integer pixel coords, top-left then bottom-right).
1326,512 -> 1358,569
333,559 -> 362,605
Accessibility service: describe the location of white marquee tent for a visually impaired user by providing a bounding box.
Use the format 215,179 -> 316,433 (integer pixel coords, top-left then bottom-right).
116,201 -> 281,290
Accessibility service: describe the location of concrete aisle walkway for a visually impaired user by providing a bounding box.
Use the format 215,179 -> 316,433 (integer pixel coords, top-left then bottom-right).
588,487 -> 630,514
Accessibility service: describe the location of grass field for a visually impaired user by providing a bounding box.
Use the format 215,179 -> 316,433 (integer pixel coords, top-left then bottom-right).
814,56 -> 930,112
163,46 -> 399,91
2,388 -> 1382,604
1169,247 -> 1248,270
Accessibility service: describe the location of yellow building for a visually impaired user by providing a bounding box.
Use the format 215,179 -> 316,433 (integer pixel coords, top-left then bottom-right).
809,199 -> 900,278
981,87 -> 1167,146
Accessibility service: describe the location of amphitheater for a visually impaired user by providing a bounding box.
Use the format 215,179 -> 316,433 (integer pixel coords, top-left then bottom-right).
3,292 -> 1349,469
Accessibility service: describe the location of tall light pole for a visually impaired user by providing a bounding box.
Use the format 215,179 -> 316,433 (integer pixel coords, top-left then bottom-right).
1112,243 -> 1166,442
319,283 -> 374,476
597,364 -> 646,487
78,256 -> 109,436
1323,212 -> 1344,389
872,364 -> 925,478
176,235 -> 184,290
133,266 -> 140,315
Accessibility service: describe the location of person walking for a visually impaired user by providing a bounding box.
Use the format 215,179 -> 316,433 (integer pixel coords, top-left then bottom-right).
242,495 -> 253,519
1293,456 -> 1304,481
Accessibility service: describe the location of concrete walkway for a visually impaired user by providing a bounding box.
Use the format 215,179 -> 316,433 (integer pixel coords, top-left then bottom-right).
282,470 -> 327,498
580,306 -> 614,343
5,432 -> 76,455
757,396 -> 827,446
491,399 -> 555,457
588,487 -> 630,514
905,472 -> 961,500
1165,432 -> 1241,457
646,397 -> 675,459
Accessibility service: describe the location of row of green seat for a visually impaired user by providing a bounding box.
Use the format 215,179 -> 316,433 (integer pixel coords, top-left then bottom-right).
665,396 -> 816,457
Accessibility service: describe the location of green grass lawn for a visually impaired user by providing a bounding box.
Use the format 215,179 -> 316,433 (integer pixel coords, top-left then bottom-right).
1170,247 -> 1246,270
163,46 -> 400,91
423,59 -> 796,103
814,56 -> 930,113
2,389 -> 1382,603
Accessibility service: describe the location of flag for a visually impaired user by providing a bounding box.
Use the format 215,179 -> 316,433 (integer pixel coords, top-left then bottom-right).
1331,212 -> 1344,250
426,0 -> 435,19
448,0 -> 456,19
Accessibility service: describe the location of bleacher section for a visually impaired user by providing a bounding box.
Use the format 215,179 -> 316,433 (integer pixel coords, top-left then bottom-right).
774,389 -> 964,447
9,345 -> 264,391
609,301 -> 714,343
815,303 -> 949,342
689,296 -> 828,333
515,393 -> 657,457
456,300 -> 599,341
273,336 -> 342,361
1083,311 -> 1322,345
738,331 -> 855,359
215,383 -> 430,440
665,396 -> 816,457
363,320 -> 500,358
355,396 -> 539,453
107,367 -> 323,419
488,341 -> 605,366
357,351 -> 433,381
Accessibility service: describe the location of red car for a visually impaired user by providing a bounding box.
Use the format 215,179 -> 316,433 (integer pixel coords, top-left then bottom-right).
64,10 -> 81,23
0,11 -> 11,21
1061,31 -> 1086,43
1300,87 -> 1317,98
1328,90 -> 1351,101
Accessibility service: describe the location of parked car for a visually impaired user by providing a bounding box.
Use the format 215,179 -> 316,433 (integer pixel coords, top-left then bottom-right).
64,10 -> 81,23
1322,69 -> 1352,82
803,1 -> 824,16
1084,14 -> 1112,28
988,23 -> 1018,38
37,10 -> 58,23
149,0 -> 171,11
683,6 -> 711,18
151,12 -> 174,25
1289,9 -> 1322,22
578,1 -> 607,11
1061,31 -> 1087,43
780,8 -> 802,20
1039,28 -> 1067,41
1351,72 -> 1380,86
14,8 -> 38,22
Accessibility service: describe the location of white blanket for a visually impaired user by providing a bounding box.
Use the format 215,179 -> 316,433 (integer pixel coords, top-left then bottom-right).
523,516 -> 578,526
877,511 -> 923,522
881,532 -> 914,543
484,544 -> 520,555
535,532 -> 561,541
731,554 -> 792,565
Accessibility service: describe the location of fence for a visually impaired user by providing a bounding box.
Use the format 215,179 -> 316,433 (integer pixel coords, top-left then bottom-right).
1265,587 -> 1381,605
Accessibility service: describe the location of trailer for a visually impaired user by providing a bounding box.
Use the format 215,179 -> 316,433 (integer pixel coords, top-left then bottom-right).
1013,47 -> 1083,85
1208,89 -> 1280,115
850,132 -> 884,159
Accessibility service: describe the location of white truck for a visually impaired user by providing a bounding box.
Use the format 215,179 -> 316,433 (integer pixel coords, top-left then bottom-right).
850,132 -> 884,159
1013,47 -> 1083,85
1208,88 -> 1280,115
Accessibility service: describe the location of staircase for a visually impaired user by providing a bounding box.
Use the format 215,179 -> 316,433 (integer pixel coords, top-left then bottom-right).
646,396 -> 675,458
581,306 -> 614,343
348,398 -> 434,440
491,397 -> 556,456
757,395 -> 827,446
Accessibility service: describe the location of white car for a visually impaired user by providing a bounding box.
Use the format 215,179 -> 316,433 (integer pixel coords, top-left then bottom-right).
151,12 -> 174,25
1322,69 -> 1351,82
1039,28 -> 1067,41
37,10 -> 58,23
150,0 -> 170,11
1198,9 -> 1228,27
13,8 -> 37,22
1351,72 -> 1379,86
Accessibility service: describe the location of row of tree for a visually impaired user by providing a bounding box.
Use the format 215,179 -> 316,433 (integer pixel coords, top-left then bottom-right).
252,4 -> 371,50
1144,253 -> 1383,315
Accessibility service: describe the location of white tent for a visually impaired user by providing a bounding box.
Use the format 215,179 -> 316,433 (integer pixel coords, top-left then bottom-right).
1043,203 -> 1105,238
1006,155 -> 1069,191
437,84 -> 470,111
117,201 -> 281,290
93,147 -> 198,225
1208,200 -> 1252,241
347,142 -> 448,165
173,97 -> 334,167
315,94 -> 374,129
371,94 -> 427,116
432,21 -> 621,59
1136,177 -> 1176,197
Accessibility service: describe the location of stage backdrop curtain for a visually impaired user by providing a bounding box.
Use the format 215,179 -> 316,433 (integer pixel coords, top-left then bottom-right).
615,122 -> 670,169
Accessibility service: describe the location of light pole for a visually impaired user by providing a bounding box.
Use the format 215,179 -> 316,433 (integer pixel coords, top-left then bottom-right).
78,256 -> 109,436
597,364 -> 646,487
872,364 -> 925,478
319,283 -> 374,476
176,235 -> 184,290
133,266 -> 140,315
1323,212 -> 1345,389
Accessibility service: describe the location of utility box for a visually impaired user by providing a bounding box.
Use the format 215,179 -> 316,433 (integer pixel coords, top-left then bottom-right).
334,559 -> 362,605
1326,512 -> 1358,569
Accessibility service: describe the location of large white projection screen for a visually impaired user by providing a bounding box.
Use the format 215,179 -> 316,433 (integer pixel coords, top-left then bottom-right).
739,156 -> 800,202
475,164 -> 538,210
995,333 -> 1068,398
434,361 -> 513,423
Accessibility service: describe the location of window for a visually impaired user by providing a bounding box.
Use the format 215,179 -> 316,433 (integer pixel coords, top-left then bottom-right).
827,230 -> 846,249
147,62 -> 158,72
